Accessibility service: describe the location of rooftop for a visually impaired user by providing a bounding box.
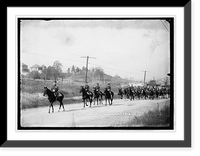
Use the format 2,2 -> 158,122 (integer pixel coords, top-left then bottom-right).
30,64 -> 41,68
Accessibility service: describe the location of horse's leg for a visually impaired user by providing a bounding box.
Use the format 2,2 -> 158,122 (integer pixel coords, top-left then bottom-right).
52,103 -> 54,113
89,98 -> 91,107
49,102 -> 53,113
111,93 -> 114,105
100,95 -> 103,104
108,98 -> 111,105
83,99 -> 85,108
85,99 -> 88,106
61,101 -> 65,111
48,104 -> 51,113
59,99 -> 65,111
90,97 -> 92,107
58,100 -> 61,112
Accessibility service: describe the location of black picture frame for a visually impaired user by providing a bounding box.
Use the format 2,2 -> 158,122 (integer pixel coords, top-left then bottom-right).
2,1 -> 191,147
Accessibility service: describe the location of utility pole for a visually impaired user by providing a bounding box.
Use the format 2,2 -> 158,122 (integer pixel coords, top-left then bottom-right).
141,70 -> 150,85
81,56 -> 96,83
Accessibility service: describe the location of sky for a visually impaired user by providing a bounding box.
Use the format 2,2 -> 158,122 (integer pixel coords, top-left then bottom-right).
21,19 -> 170,81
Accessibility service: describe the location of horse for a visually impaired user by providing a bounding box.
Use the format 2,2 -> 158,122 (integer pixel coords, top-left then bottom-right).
104,88 -> 114,105
129,88 -> 135,101
93,87 -> 103,105
43,86 -> 65,113
117,88 -> 123,99
79,86 -> 93,108
124,87 -> 130,99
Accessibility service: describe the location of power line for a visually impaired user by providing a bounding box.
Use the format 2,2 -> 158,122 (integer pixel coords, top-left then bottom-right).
89,62 -> 142,75
23,42 -> 81,57
22,51 -> 86,64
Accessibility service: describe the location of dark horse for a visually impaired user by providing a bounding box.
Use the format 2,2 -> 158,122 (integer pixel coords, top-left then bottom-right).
93,87 -> 104,105
117,88 -> 124,99
43,86 -> 65,113
128,88 -> 135,101
104,88 -> 114,105
79,86 -> 93,108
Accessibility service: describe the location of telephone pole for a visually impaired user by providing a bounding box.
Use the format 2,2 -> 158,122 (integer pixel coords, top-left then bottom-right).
81,56 -> 96,83
141,70 -> 150,85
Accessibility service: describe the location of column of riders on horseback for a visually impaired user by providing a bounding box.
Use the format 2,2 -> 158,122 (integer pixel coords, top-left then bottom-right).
80,82 -> 114,108
43,81 -> 114,113
43,80 -> 170,113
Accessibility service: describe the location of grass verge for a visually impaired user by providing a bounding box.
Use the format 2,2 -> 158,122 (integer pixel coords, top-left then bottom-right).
21,92 -> 83,109
127,104 -> 170,127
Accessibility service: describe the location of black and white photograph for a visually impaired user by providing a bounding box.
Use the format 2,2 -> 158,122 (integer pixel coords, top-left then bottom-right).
19,18 -> 173,129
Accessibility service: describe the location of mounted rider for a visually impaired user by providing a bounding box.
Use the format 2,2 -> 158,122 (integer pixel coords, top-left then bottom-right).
95,83 -> 101,93
85,83 -> 90,95
106,83 -> 112,92
51,80 -> 59,99
118,86 -> 123,94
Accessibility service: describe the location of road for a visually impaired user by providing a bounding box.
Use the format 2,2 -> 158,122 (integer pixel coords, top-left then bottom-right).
21,98 -> 170,127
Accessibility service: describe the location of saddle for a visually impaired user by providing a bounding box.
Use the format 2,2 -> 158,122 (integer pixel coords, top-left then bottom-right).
54,91 -> 61,97
87,91 -> 92,96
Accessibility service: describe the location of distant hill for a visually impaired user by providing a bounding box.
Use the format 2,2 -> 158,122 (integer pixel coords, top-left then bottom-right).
62,71 -> 130,85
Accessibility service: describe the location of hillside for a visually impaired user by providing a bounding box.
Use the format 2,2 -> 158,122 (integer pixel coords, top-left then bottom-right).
61,71 -> 130,85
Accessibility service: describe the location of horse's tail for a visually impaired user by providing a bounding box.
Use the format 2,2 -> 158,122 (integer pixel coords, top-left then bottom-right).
111,91 -> 114,99
59,92 -> 64,99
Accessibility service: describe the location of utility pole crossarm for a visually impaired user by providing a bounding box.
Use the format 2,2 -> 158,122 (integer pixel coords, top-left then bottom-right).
89,57 -> 97,59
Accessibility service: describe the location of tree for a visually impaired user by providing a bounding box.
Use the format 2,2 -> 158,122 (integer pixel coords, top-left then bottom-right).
52,60 -> 63,80
71,65 -> 75,73
81,66 -> 86,73
28,71 -> 40,80
45,66 -> 58,80
67,68 -> 71,73
75,67 -> 81,73
94,67 -> 105,81
53,60 -> 63,73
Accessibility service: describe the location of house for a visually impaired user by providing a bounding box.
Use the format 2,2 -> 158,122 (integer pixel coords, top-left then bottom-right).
147,80 -> 157,86
30,64 -> 43,73
21,63 -> 30,75
30,64 -> 41,71
22,63 -> 28,70
30,64 -> 47,74
41,65 -> 46,70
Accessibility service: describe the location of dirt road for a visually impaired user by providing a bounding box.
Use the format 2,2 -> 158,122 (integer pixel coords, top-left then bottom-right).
21,98 -> 170,127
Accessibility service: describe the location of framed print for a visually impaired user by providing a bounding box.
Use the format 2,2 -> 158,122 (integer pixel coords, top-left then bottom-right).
18,17 -> 174,130
2,1 -> 191,147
